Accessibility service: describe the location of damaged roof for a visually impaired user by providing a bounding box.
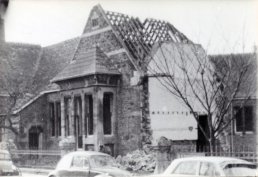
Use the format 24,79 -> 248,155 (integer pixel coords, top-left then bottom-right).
105,10 -> 191,68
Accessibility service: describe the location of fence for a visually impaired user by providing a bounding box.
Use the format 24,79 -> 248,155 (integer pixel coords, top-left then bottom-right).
177,145 -> 257,163
10,149 -> 62,169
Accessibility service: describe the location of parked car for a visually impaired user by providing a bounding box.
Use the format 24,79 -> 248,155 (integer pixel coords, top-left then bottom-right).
48,151 -> 131,177
148,156 -> 257,177
0,150 -> 21,176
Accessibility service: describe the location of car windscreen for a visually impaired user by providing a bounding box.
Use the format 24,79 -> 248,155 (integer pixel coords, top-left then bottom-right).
223,163 -> 257,176
56,154 -> 73,169
89,155 -> 117,168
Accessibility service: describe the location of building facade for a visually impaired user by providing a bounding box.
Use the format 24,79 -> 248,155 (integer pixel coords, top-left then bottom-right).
0,4 -> 256,156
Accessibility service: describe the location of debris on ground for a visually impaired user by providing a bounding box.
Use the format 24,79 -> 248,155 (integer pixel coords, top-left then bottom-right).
115,147 -> 156,174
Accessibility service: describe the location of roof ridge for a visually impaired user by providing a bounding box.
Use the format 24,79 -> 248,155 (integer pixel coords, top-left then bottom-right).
6,41 -> 41,48
43,36 -> 80,49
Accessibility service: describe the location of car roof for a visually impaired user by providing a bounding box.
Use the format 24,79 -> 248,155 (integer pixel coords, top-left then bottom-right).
0,150 -> 9,154
174,156 -> 252,164
65,150 -> 110,157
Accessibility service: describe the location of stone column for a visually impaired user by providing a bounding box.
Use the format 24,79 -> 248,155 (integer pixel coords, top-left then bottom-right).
93,87 -> 104,151
60,94 -> 65,137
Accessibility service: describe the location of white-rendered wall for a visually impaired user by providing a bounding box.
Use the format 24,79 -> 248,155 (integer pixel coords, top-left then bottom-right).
149,77 -> 198,144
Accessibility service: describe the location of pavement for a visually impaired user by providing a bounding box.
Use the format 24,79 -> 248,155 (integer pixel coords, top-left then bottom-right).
20,167 -> 52,176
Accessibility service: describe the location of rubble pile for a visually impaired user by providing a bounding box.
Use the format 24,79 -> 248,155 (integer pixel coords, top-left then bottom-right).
116,149 -> 156,174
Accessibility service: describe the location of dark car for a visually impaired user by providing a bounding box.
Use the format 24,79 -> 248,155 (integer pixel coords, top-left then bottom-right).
48,151 -> 131,177
0,150 -> 21,176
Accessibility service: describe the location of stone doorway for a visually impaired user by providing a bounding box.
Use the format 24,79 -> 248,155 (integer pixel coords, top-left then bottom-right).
28,126 -> 43,150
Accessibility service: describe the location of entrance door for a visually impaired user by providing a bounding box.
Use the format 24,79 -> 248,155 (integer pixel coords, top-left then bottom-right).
28,126 -> 43,150
197,115 -> 209,152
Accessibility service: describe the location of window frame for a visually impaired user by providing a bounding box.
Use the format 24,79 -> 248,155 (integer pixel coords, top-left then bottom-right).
234,105 -> 254,134
103,92 -> 113,135
49,102 -> 55,137
56,101 -> 61,137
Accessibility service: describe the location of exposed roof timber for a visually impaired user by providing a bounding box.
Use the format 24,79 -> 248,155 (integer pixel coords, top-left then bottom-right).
105,10 -> 191,70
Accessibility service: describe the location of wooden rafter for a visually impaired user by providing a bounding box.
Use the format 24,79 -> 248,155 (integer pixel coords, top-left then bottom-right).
105,10 -> 191,69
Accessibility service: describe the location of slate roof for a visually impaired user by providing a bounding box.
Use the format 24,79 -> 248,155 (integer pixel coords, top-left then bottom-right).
52,46 -> 120,82
0,42 -> 42,93
31,37 -> 80,93
0,37 -> 80,113
0,42 -> 42,114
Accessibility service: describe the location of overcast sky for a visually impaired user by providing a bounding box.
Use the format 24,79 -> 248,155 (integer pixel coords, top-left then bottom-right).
4,0 -> 258,54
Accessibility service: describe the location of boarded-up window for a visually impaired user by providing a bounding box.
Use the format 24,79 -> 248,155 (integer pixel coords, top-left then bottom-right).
103,93 -> 113,135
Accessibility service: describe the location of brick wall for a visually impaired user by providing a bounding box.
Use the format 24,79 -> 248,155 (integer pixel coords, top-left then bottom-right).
83,5 -> 110,34
232,134 -> 256,151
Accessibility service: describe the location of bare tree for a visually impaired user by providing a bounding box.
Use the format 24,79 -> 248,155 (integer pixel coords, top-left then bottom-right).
0,49 -> 32,136
147,42 -> 255,152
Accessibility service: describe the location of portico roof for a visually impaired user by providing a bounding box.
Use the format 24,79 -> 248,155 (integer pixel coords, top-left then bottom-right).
51,46 -> 120,83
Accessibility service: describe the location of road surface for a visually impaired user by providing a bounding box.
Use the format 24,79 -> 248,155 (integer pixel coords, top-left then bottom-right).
22,173 -> 47,177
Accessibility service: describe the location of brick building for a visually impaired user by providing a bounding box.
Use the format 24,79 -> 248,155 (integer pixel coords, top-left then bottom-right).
0,4 -> 257,155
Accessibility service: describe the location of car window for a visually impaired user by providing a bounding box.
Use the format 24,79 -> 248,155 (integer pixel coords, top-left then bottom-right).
71,156 -> 84,168
84,158 -> 89,168
71,155 -> 90,169
90,155 -> 116,168
0,152 -> 11,161
223,163 -> 257,176
56,154 -> 73,169
199,162 -> 220,176
172,161 -> 198,175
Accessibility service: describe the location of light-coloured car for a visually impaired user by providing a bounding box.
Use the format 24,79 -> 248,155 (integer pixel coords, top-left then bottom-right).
0,150 -> 21,176
48,151 -> 131,177
148,156 -> 257,177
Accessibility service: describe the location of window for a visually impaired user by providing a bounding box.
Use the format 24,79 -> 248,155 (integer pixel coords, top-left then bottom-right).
56,102 -> 61,136
234,106 -> 254,133
85,95 -> 93,135
103,93 -> 113,135
173,161 -> 198,175
49,102 -> 55,136
64,97 -> 71,136
74,96 -> 82,136
92,18 -> 99,28
199,162 -> 220,176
